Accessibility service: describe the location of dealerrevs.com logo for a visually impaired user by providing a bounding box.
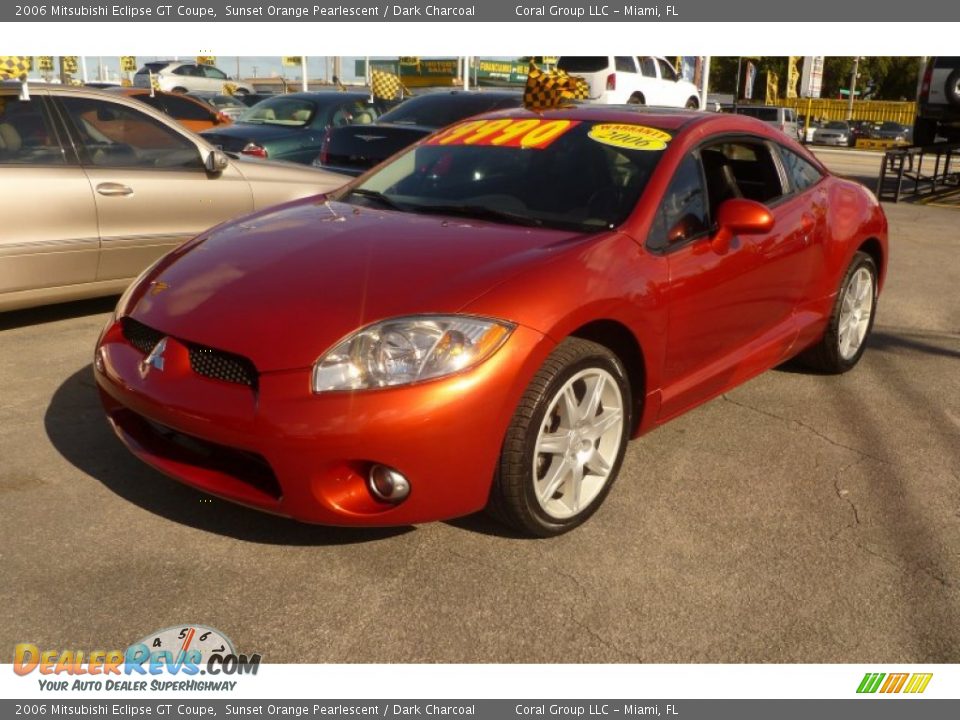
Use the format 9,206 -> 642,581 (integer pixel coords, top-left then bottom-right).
13,625 -> 262,692
857,672 -> 933,694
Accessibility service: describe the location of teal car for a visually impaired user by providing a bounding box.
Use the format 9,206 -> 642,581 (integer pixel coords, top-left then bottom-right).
201,92 -> 385,165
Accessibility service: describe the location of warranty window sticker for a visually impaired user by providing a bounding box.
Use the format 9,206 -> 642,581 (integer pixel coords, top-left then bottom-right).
588,124 -> 673,151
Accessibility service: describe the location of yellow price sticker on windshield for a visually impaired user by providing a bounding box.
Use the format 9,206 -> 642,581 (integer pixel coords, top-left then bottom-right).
427,118 -> 579,150
588,123 -> 672,151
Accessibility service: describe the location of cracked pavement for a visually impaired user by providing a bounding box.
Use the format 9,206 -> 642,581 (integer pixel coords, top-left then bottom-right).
1,158 -> 958,662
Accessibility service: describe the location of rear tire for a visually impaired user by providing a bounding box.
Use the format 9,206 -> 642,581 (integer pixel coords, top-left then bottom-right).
685,97 -> 699,109
797,251 -> 878,374
913,116 -> 938,146
171,86 -> 188,94
487,338 -> 631,537
627,93 -> 645,106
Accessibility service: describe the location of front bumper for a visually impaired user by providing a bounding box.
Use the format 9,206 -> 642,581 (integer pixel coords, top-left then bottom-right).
94,317 -> 550,526
814,135 -> 850,146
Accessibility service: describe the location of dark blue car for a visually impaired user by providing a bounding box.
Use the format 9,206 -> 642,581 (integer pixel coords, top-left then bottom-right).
201,92 -> 387,165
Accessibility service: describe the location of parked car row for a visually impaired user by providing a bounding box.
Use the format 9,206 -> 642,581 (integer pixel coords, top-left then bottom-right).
0,82 -> 347,312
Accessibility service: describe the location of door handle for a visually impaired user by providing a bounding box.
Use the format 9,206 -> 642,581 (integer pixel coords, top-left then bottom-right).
96,183 -> 134,197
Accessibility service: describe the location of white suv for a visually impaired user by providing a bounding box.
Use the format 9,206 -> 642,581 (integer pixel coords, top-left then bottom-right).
556,56 -> 701,108
133,61 -> 254,96
914,57 -> 960,145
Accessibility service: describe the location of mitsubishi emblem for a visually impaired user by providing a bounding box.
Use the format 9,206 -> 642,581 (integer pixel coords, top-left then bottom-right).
140,337 -> 168,378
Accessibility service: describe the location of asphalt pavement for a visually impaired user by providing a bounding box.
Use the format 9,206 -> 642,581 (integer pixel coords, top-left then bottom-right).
0,154 -> 957,663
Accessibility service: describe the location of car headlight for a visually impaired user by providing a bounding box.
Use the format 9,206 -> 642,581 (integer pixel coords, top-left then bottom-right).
312,315 -> 514,392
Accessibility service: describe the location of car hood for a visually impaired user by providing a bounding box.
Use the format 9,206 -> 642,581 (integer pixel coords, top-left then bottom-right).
124,198 -> 587,372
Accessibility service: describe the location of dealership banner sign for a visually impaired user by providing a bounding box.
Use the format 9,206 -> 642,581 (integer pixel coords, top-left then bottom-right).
3,0 -> 958,22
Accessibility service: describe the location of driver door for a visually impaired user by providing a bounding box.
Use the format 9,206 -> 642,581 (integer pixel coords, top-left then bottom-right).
656,144 -> 802,421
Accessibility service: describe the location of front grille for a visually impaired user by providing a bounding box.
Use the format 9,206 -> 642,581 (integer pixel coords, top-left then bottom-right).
123,317 -> 164,355
121,317 -> 258,389
189,347 -> 257,388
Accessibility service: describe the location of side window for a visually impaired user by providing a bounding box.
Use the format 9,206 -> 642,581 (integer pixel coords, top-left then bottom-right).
656,58 -> 678,82
615,57 -> 637,73
330,102 -> 359,127
700,142 -> 784,211
647,154 -> 709,252
346,100 -> 378,125
172,64 -> 196,76
203,66 -> 227,80
0,95 -> 66,165
637,57 -> 657,77
161,95 -> 216,122
59,96 -> 203,169
779,147 -> 823,193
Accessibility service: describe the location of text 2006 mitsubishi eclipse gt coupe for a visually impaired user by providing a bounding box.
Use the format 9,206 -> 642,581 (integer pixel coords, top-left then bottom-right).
95,107 -> 888,536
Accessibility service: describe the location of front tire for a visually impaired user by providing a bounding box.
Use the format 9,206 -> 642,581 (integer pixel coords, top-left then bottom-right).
685,97 -> 699,109
798,251 -> 878,373
488,338 -> 631,537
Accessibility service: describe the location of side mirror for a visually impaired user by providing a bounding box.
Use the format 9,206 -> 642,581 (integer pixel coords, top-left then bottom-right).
205,148 -> 229,173
712,198 -> 774,252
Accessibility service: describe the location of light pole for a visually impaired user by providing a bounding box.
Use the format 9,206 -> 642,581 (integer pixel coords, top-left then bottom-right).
847,56 -> 860,121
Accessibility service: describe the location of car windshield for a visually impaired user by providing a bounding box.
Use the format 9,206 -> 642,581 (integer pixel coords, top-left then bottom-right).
825,121 -> 849,130
880,122 -> 902,130
378,94 -> 519,129
239,97 -> 315,126
136,62 -> 169,75
208,95 -> 246,109
334,117 -> 667,233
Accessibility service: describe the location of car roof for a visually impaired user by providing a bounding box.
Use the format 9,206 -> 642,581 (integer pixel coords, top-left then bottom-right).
407,89 -> 521,99
472,105 -> 706,132
259,91 -> 374,103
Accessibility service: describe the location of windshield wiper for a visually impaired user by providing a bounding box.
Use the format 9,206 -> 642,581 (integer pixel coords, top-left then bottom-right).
413,203 -> 544,228
348,188 -> 408,211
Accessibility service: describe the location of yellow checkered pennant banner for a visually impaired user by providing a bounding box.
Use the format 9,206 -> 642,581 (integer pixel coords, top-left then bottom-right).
370,69 -> 408,101
120,56 -> 137,73
0,56 -> 31,81
222,82 -> 238,96
524,62 -> 589,111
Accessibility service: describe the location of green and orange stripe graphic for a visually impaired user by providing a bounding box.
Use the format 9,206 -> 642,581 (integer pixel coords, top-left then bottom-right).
857,672 -> 933,694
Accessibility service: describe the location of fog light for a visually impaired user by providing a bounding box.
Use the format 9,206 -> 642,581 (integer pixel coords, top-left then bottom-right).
368,464 -> 410,503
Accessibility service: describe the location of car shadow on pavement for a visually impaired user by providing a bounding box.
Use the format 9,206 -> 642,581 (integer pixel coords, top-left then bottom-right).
44,365 -> 412,545
0,297 -> 119,331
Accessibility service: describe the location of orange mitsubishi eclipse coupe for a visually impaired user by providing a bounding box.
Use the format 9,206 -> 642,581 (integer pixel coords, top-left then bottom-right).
95,107 -> 888,536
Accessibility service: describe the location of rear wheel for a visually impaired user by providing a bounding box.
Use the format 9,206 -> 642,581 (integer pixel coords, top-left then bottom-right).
913,116 -> 938,146
488,338 -> 631,537
685,96 -> 699,109
628,93 -> 645,106
798,251 -> 878,374
171,86 -> 188,94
